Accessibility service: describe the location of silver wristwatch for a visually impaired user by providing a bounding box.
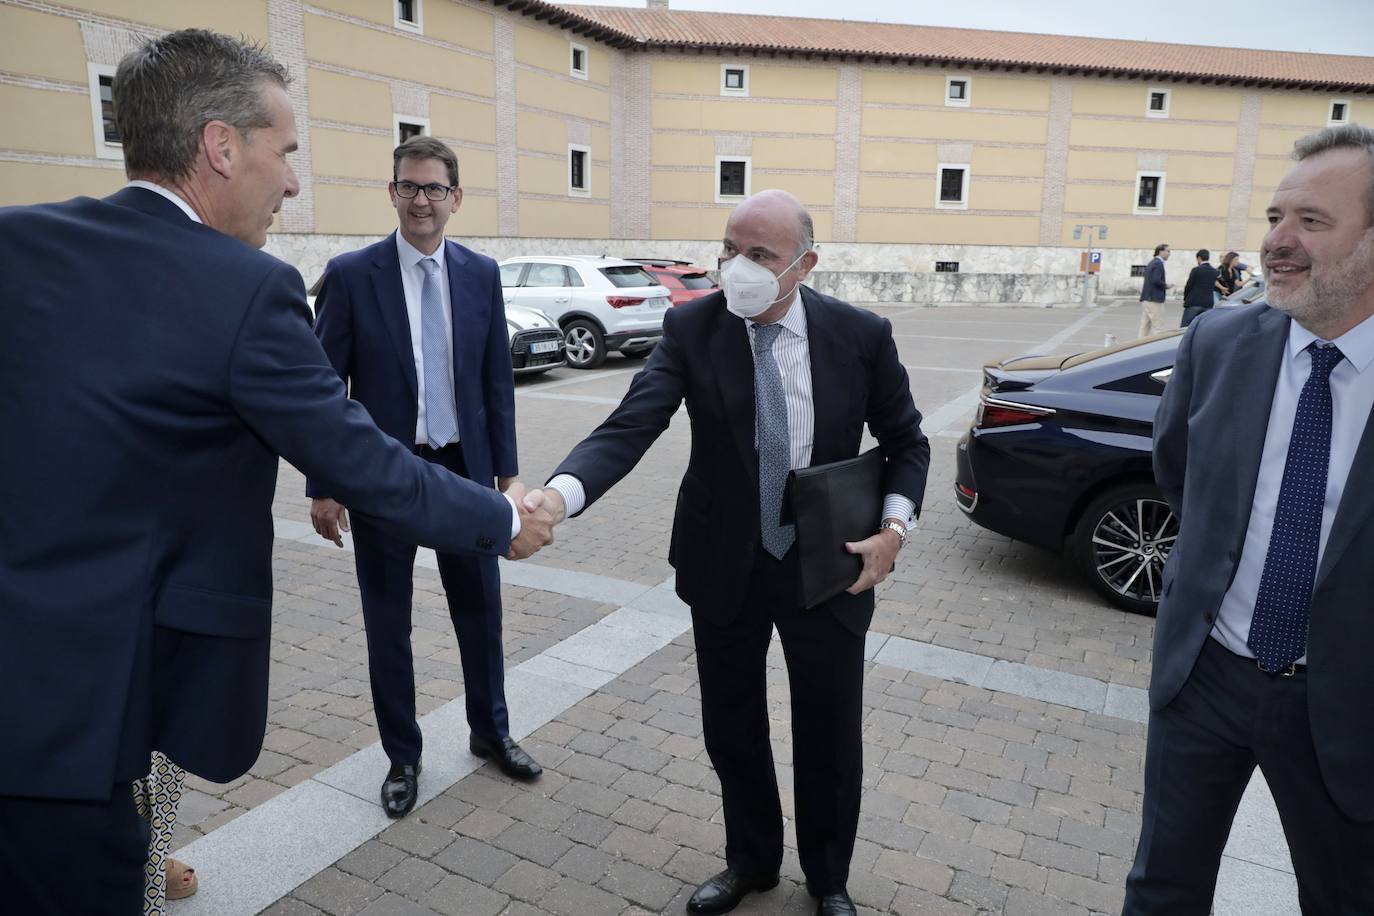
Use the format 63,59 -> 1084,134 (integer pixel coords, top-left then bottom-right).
879,519 -> 907,549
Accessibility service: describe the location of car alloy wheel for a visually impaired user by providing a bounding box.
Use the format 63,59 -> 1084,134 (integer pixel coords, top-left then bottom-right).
1073,482 -> 1177,614
562,319 -> 606,369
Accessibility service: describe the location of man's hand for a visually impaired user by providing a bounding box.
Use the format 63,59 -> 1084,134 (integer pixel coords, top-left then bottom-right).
497,476 -> 518,493
508,500 -> 554,560
843,527 -> 902,594
310,497 -> 350,548
523,487 -> 567,526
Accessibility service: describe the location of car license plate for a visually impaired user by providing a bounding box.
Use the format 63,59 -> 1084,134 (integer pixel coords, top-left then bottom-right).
530,340 -> 559,354
648,297 -> 669,309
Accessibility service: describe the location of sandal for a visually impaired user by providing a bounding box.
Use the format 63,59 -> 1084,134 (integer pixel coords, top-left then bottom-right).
165,858 -> 198,901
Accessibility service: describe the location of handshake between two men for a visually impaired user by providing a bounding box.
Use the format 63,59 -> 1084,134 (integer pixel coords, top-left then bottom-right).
309,476 -> 563,561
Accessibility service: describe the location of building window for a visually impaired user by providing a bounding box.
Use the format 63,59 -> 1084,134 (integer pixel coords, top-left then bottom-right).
936,164 -> 969,209
721,64 -> 749,96
1146,87 -> 1170,118
935,261 -> 960,273
1135,171 -> 1166,215
395,0 -> 422,32
393,116 -> 429,148
570,43 -> 588,79
945,75 -> 971,108
1330,99 -> 1351,124
87,63 -> 123,161
715,157 -> 751,203
1130,264 -> 1148,278
568,144 -> 590,196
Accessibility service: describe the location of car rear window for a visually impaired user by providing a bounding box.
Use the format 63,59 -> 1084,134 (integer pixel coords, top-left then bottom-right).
600,266 -> 658,288
679,272 -> 715,289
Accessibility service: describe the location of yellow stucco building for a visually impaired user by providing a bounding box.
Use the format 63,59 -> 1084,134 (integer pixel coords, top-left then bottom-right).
2,0 -> 1371,298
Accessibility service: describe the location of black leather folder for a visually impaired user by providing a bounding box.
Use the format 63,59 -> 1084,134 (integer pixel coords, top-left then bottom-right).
785,446 -> 884,609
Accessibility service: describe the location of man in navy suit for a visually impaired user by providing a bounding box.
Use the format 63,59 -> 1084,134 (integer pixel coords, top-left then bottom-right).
0,31 -> 552,914
308,137 -> 542,819
526,190 -> 929,916
1124,125 -> 1374,913
1138,243 -> 1172,337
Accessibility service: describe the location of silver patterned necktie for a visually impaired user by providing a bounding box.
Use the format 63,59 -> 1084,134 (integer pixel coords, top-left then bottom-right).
753,321 -> 795,559
419,257 -> 458,449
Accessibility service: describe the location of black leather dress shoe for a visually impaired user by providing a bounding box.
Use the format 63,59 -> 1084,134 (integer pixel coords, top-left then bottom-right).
686,868 -> 780,914
469,734 -> 542,781
816,891 -> 857,915
380,762 -> 421,818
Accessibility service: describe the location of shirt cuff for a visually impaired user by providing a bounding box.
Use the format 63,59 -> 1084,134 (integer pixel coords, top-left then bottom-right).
503,493 -> 521,539
881,494 -> 918,532
547,474 -> 587,518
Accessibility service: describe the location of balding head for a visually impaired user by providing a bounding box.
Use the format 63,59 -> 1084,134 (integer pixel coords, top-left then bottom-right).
719,189 -> 820,324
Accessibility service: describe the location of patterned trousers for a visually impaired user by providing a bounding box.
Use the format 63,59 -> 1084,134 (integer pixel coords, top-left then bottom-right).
132,752 -> 185,916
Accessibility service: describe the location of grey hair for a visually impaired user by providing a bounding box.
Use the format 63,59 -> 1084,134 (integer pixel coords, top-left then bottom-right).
113,29 -> 289,182
797,208 -> 814,258
1293,122 -> 1374,223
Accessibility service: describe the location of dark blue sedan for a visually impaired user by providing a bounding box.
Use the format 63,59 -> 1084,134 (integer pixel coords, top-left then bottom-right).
954,331 -> 1182,614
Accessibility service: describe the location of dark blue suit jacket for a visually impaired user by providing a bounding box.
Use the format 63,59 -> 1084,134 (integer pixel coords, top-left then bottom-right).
307,232 -> 517,498
1140,257 -> 1168,302
0,189 -> 513,801
553,287 -> 929,634
1153,302 -> 1374,821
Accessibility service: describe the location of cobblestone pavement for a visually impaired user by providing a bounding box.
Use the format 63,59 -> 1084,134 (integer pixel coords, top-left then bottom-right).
164,300 -> 1245,915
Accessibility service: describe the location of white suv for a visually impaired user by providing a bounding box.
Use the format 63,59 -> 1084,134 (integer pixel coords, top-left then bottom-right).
498,256 -> 672,369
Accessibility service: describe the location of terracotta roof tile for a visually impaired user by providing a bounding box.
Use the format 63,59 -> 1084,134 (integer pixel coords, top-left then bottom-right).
535,3 -> 1374,90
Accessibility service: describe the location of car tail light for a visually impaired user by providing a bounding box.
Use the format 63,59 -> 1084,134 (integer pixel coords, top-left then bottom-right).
606,296 -> 644,309
975,396 -> 1055,429
956,483 -> 976,499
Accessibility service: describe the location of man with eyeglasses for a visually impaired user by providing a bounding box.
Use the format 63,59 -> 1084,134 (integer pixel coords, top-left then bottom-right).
308,136 -> 543,819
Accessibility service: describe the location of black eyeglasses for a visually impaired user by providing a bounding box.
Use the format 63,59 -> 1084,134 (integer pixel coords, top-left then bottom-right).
393,180 -> 454,201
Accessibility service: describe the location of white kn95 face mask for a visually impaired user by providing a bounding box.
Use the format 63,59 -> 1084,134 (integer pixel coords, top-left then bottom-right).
720,250 -> 806,319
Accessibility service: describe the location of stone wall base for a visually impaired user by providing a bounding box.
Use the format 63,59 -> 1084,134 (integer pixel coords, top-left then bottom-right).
267,233 -> 1227,305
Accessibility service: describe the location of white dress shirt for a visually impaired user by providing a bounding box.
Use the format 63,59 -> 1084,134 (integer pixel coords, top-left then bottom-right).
126,181 -> 201,223
1211,312 -> 1374,662
395,232 -> 459,447
548,289 -> 918,530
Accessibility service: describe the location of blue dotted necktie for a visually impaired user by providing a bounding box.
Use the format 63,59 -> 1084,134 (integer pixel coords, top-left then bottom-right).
753,322 -> 796,559
420,257 -> 458,449
1247,342 -> 1343,673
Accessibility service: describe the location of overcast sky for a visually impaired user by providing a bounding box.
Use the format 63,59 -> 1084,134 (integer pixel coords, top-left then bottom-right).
562,0 -> 1374,57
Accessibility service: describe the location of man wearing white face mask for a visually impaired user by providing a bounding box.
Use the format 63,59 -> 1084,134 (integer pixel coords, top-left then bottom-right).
524,190 -> 929,916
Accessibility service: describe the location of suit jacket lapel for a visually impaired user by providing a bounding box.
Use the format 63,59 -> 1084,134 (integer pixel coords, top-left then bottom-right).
443,240 -> 474,394
1317,395 -> 1374,584
370,232 -> 419,403
799,287 -> 851,467
710,308 -> 759,483
1229,307 -> 1290,550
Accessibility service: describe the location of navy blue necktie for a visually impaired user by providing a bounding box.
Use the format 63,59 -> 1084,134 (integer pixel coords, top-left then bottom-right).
753,322 -> 795,559
1247,342 -> 1343,673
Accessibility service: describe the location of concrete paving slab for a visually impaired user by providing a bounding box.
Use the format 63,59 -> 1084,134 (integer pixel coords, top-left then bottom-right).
983,659 -> 1107,713
874,635 -> 995,686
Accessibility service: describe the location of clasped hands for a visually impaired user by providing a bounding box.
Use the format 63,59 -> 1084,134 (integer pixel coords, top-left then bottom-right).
309,479 -> 567,561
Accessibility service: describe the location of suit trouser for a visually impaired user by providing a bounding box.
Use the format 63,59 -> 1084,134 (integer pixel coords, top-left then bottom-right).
1123,637 -> 1374,915
1138,300 -> 1166,338
0,782 -> 148,915
351,442 -> 508,766
691,545 -> 867,896
1180,305 -> 1210,328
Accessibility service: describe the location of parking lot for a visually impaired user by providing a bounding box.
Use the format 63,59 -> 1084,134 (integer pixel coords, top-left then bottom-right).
164,298 -> 1294,915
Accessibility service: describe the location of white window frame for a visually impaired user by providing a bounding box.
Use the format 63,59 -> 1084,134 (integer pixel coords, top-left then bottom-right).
721,64 -> 749,97
935,163 -> 970,210
1145,86 -> 1171,119
944,74 -> 972,108
714,156 -> 752,204
1134,170 -> 1166,216
1330,99 -> 1352,125
87,62 -> 123,162
568,143 -> 591,197
570,42 -> 589,80
394,0 -> 423,33
393,115 -> 430,148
